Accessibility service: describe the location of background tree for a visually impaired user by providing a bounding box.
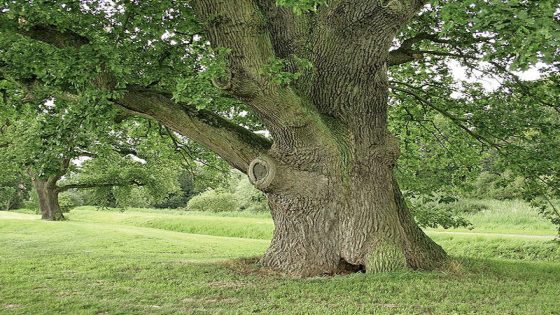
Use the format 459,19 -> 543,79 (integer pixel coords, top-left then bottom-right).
0,81 -> 186,220
0,0 -> 558,275
0,158 -> 30,210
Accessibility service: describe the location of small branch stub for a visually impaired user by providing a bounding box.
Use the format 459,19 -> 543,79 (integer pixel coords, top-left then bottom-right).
211,69 -> 232,90
248,156 -> 277,191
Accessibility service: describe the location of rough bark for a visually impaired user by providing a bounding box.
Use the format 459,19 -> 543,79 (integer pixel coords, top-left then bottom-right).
115,87 -> 272,173
33,177 -> 64,221
191,0 -> 338,162
250,144 -> 446,276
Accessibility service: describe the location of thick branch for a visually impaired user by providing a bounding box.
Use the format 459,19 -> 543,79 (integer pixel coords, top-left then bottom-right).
161,126 -> 228,173
318,0 -> 427,30
191,0 -> 277,99
388,32 -> 495,67
307,0 -> 416,125
255,0 -> 312,60
57,179 -> 143,193
388,50 -> 424,67
10,22 -> 274,172
388,33 -> 451,66
114,87 -> 271,173
191,0 -> 336,155
16,24 -> 89,49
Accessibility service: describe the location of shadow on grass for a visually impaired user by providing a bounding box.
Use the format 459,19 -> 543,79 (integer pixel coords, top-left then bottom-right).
219,254 -> 560,282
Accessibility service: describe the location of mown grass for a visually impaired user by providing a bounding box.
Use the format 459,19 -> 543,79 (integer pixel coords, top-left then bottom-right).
1,204 -> 559,314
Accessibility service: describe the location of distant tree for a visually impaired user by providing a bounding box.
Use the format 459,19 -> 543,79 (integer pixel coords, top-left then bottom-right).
0,157 -> 29,210
0,82 -> 183,220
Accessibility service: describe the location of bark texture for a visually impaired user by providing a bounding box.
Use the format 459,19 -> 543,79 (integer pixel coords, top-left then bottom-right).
252,151 -> 447,276
33,177 -> 64,221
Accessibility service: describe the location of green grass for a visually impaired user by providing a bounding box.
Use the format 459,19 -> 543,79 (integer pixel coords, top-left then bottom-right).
61,207 -> 560,262
67,206 -> 274,240
428,199 -> 558,236
1,204 -> 559,314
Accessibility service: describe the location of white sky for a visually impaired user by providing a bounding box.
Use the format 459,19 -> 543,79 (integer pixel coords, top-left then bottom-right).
450,61 -> 544,92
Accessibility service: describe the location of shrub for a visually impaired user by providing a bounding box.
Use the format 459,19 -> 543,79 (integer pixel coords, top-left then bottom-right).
408,193 -> 472,229
183,171 -> 270,213
234,177 -> 269,212
186,190 -> 239,212
59,190 -> 84,212
58,191 -> 83,213
470,171 -> 525,200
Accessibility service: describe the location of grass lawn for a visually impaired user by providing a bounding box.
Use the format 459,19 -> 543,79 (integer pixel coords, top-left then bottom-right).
1,202 -> 559,314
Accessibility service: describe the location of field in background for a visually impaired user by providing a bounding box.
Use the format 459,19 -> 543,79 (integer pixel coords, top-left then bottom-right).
429,199 -> 558,236
1,200 -> 559,314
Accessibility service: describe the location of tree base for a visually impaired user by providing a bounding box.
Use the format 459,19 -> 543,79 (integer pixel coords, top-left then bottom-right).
259,176 -> 448,277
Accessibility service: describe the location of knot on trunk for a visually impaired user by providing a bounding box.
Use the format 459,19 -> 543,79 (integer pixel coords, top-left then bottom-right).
248,156 -> 277,190
210,68 -> 232,90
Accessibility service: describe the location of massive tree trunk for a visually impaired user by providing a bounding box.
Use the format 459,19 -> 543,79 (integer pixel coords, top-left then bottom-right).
32,178 -> 64,221
248,131 -> 446,276
190,0 -> 446,276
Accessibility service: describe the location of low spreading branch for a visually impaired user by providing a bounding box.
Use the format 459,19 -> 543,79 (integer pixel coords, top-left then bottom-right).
115,87 -> 272,173
11,22 -> 273,173
160,126 -> 229,173
57,179 -> 144,193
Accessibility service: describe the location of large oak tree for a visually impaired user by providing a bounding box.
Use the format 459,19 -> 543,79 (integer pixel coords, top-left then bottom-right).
1,0 -> 558,275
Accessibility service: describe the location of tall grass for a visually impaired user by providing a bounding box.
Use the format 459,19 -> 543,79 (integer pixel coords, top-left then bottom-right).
439,199 -> 557,235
